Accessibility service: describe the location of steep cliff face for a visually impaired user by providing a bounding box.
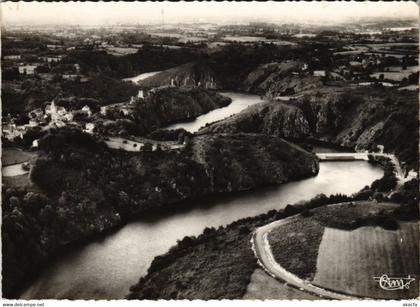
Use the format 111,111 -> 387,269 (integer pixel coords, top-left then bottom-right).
242,61 -> 323,99
138,62 -> 219,89
133,87 -> 231,134
199,86 -> 418,170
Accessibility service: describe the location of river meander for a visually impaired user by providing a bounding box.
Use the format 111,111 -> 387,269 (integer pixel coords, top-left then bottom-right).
21,161 -> 383,299
21,87 -> 384,299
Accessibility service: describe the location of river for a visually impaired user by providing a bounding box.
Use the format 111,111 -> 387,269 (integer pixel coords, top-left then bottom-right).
21,161 -> 383,299
21,90 -> 384,299
164,92 -> 264,133
122,71 -> 161,83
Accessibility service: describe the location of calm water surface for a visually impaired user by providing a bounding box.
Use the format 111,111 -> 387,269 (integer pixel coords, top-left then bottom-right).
21,161 -> 383,299
2,164 -> 28,177
165,92 -> 264,133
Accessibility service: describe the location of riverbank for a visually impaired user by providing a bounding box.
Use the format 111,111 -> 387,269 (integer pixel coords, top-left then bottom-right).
126,144 -> 418,300
127,194 -> 354,299
128,182 -> 418,300
20,159 -> 384,299
3,128 -> 319,298
165,92 -> 264,133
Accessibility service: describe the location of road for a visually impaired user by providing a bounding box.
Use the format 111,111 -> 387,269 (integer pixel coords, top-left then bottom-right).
251,216 -> 356,300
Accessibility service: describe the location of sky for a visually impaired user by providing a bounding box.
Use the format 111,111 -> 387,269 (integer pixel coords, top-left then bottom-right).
1,1 -> 418,26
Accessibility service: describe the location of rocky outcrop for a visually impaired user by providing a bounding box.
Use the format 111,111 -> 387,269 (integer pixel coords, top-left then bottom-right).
199,86 -> 418,171
138,62 -> 219,89
3,129 -> 318,298
294,87 -> 418,171
198,101 -> 310,139
243,61 -> 323,99
133,87 -> 231,134
190,134 -> 319,193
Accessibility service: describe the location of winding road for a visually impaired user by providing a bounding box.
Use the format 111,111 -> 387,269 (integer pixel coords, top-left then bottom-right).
252,152 -> 412,300
251,213 -> 356,300
315,152 -> 408,185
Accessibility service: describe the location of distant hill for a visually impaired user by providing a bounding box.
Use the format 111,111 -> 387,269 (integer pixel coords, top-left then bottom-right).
2,130 -> 319,297
138,62 -> 219,90
242,61 -> 323,99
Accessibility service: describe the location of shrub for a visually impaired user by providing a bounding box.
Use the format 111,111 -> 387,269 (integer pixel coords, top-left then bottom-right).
284,204 -> 300,216
238,225 -> 250,235
141,143 -> 153,152
376,216 -> 399,230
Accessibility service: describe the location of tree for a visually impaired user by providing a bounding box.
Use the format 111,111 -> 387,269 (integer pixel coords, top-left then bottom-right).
141,143 -> 153,152
183,135 -> 191,146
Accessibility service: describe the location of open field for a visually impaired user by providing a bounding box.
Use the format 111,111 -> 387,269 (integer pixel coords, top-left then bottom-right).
2,174 -> 33,189
268,218 -> 324,280
365,52 -> 407,59
221,36 -> 296,45
105,47 -> 139,56
2,148 -> 37,166
262,202 -> 418,299
398,85 -> 418,91
313,222 -> 419,299
244,268 -> 320,300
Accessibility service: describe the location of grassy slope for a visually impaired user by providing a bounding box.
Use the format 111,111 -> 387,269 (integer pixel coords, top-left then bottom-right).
268,202 -> 399,279
313,222 -> 419,299
198,86 -> 418,171
127,194 -> 354,299
129,199 -> 418,300
2,129 -> 318,297
268,202 -> 418,299
243,268 -> 320,300
133,88 -> 232,135
129,228 -> 257,299
268,218 -> 324,281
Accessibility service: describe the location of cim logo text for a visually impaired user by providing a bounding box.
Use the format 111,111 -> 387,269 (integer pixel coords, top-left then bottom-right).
374,274 -> 415,291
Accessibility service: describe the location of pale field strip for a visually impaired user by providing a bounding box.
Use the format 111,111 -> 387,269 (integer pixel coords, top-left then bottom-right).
251,211 -> 356,300
243,268 -> 320,300
313,222 -> 419,299
251,202 -> 418,300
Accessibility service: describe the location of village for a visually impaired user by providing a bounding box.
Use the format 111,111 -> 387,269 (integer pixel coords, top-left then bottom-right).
1,1 -> 419,302
2,22 -> 418,157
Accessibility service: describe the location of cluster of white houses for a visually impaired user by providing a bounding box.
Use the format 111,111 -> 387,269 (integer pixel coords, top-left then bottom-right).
2,100 -> 95,142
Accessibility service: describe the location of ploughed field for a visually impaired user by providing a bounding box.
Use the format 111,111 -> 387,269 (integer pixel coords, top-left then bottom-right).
2,147 -> 37,166
267,202 -> 419,299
